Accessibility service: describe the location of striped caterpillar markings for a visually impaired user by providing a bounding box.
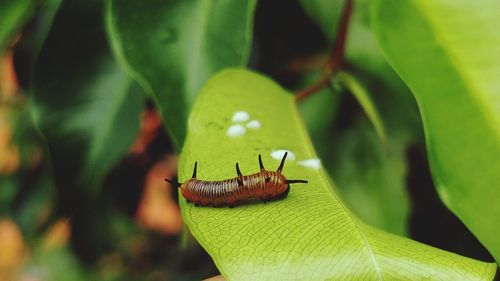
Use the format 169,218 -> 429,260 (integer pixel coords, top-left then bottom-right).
165,153 -> 308,207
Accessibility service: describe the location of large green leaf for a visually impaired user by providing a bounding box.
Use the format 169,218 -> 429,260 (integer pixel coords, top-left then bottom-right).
178,69 -> 496,280
0,0 -> 34,53
372,0 -> 500,263
32,0 -> 144,201
106,0 -> 256,147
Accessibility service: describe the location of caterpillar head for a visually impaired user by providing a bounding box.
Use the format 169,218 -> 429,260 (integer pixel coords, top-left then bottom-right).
266,152 -> 308,186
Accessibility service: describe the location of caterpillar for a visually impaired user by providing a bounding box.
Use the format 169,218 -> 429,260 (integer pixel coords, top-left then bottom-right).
165,152 -> 307,207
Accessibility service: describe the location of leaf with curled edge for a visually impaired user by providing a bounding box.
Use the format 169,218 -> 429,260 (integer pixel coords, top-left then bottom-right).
372,0 -> 500,264
177,69 -> 496,280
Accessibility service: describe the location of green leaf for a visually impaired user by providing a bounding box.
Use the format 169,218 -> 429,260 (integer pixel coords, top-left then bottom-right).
178,69 -> 496,280
336,71 -> 387,145
0,0 -> 34,53
372,0 -> 500,263
32,0 -> 144,198
106,0 -> 257,148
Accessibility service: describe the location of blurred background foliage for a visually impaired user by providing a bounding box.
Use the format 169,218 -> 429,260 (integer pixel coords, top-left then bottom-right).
0,0 -> 495,280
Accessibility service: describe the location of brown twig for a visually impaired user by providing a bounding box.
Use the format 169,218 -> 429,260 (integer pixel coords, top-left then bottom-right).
295,0 -> 354,102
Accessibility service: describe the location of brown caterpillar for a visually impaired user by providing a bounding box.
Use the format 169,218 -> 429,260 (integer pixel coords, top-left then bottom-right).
165,152 -> 307,207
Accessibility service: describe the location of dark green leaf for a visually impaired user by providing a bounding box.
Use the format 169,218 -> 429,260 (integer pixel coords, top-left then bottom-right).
106,0 -> 257,147
33,0 -> 144,199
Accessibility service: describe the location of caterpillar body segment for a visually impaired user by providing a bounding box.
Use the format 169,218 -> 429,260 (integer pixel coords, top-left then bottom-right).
165,153 -> 308,207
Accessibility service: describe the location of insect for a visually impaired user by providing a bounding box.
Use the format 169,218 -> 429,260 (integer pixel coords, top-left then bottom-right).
165,152 -> 308,207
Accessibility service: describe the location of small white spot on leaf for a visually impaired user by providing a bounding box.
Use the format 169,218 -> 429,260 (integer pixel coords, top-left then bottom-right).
246,120 -> 261,129
270,150 -> 296,161
226,125 -> 246,137
298,158 -> 321,169
231,111 -> 250,122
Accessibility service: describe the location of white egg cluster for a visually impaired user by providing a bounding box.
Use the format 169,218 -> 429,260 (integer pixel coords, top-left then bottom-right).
225,110 -> 321,171
226,110 -> 262,137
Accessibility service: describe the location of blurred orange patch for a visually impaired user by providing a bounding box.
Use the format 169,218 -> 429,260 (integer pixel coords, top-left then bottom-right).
0,111 -> 20,175
41,219 -> 70,249
0,51 -> 18,98
136,155 -> 182,235
130,108 -> 162,155
0,51 -> 21,175
0,219 -> 27,281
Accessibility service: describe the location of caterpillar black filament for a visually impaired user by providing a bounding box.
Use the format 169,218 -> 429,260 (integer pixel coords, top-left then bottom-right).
165,153 -> 308,207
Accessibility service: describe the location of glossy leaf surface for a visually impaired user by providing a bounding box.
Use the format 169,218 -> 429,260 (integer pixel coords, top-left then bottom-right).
372,0 -> 500,263
178,69 -> 496,280
106,0 -> 256,147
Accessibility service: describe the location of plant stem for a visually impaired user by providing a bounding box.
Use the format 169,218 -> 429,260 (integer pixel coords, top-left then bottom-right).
295,0 -> 354,102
